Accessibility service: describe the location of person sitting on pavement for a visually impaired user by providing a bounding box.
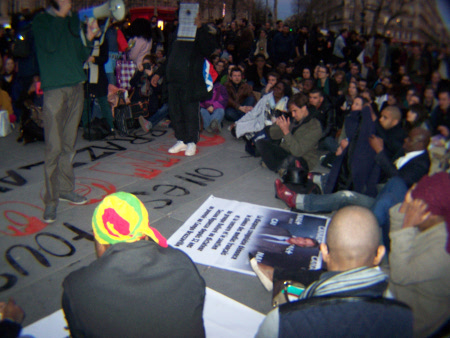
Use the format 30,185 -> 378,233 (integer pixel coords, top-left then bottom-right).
308,88 -> 336,147
319,95 -> 366,168
260,71 -> 280,97
346,62 -> 360,84
255,92 -> 322,174
129,54 -> 158,107
314,64 -> 338,101
255,206 -> 408,338
200,67 -> 228,134
214,59 -> 228,85
404,103 -> 432,132
274,127 -> 430,216
388,172 -> 450,337
322,103 -> 379,198
328,104 -> 405,196
62,192 -> 206,337
430,87 -> 450,139
376,105 -> 407,161
129,54 -> 160,132
224,67 -> 256,122
335,81 -> 359,134
138,57 -> 170,133
369,128 -> 431,248
232,80 -> 291,140
423,85 -> 438,114
245,53 -> 272,93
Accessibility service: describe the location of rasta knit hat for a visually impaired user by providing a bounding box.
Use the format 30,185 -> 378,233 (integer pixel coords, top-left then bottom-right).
92,192 -> 168,247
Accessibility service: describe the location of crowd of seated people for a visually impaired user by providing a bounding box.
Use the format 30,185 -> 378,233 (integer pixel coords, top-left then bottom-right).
2,12 -> 450,145
209,19 -> 449,337
1,10 -> 450,338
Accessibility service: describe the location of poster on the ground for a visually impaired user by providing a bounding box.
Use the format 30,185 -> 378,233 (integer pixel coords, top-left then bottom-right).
168,195 -> 330,275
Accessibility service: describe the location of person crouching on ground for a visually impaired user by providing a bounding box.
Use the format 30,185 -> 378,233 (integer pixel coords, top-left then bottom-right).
62,192 -> 206,337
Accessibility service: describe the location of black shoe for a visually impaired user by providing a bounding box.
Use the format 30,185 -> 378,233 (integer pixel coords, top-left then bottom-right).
43,206 -> 57,223
59,192 -> 88,205
320,153 -> 335,169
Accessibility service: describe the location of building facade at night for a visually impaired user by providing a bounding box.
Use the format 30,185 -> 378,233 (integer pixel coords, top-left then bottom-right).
1,0 -> 255,25
307,0 -> 449,44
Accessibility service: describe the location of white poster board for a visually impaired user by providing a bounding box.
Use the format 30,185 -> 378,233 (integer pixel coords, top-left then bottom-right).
168,196 -> 330,275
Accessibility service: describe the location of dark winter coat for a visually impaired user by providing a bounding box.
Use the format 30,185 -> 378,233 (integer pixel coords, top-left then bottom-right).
324,106 -> 380,197
166,24 -> 218,103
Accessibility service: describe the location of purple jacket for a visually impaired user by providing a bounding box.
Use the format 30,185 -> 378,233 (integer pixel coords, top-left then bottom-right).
200,83 -> 228,110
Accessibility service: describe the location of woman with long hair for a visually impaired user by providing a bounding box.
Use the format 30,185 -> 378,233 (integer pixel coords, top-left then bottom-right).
405,104 -> 431,132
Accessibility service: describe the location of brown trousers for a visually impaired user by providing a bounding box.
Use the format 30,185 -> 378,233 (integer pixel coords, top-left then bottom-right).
42,83 -> 84,207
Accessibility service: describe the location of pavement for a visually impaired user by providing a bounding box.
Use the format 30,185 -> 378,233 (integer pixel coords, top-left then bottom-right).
0,121 -> 328,328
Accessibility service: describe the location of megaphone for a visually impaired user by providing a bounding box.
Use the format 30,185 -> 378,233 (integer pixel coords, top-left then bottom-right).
78,0 -> 126,22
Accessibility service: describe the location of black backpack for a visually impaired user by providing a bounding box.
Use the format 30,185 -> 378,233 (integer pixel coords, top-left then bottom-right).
82,118 -> 112,141
17,100 -> 44,144
113,91 -> 149,136
282,164 -> 322,195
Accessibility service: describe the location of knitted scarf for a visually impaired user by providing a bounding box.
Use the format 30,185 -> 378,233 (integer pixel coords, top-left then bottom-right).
300,266 -> 388,299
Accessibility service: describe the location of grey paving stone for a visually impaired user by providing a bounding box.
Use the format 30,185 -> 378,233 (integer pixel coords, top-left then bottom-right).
0,123 -> 326,329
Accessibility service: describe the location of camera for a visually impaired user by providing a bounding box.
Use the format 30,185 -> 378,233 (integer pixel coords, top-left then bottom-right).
143,63 -> 151,70
274,109 -> 290,118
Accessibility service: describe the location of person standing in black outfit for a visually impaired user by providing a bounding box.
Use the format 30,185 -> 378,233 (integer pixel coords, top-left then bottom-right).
166,14 -> 218,156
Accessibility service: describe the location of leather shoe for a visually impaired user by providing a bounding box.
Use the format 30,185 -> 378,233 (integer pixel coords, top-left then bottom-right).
274,179 -> 297,209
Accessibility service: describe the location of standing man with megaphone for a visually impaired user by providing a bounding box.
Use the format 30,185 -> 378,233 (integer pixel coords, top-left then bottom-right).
33,0 -> 98,223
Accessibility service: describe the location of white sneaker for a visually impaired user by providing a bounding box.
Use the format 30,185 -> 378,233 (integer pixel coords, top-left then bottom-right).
185,142 -> 197,156
168,141 -> 187,153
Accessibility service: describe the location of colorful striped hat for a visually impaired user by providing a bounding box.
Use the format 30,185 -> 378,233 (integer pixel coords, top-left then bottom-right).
92,192 -> 168,247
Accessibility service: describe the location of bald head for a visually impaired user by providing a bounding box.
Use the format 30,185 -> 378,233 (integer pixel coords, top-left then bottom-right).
384,106 -> 401,121
379,106 -> 401,130
322,206 -> 385,271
